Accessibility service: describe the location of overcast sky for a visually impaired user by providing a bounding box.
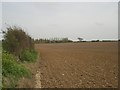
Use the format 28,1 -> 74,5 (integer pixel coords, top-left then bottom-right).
2,2 -> 118,41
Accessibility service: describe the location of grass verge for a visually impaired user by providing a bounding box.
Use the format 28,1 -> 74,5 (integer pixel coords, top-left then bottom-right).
20,49 -> 38,62
2,51 -> 31,88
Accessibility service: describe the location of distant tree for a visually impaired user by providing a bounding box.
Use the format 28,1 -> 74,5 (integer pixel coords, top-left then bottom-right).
62,38 -> 68,42
78,37 -> 83,41
96,40 -> 100,42
91,40 -> 99,42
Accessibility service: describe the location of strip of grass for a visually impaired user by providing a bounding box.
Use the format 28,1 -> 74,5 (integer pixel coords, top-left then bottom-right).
20,49 -> 38,62
2,51 -> 31,88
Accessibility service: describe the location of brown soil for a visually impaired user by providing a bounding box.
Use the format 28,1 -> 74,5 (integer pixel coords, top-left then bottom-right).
35,42 -> 118,88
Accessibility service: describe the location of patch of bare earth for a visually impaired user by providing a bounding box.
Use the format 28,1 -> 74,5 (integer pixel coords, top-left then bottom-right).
35,42 -> 118,88
35,70 -> 41,88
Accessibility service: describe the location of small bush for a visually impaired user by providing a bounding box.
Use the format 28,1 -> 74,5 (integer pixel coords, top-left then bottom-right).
2,26 -> 34,57
2,51 -> 31,87
20,49 -> 37,62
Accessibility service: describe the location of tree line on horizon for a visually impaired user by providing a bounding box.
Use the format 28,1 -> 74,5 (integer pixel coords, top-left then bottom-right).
34,37 -> 73,43
34,38 -> 118,44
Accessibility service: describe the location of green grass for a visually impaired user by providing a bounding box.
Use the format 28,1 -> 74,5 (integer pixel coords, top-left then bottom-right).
20,49 -> 37,62
2,51 -> 31,88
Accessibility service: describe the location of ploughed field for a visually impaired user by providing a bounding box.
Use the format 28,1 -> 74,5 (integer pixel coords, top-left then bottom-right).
35,42 -> 118,88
